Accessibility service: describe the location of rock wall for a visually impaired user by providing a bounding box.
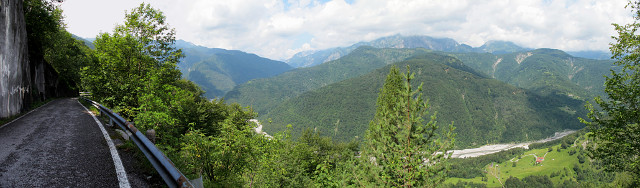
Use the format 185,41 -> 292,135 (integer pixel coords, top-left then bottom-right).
0,0 -> 32,118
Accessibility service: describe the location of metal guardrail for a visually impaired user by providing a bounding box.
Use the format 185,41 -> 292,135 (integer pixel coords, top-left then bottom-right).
81,97 -> 193,188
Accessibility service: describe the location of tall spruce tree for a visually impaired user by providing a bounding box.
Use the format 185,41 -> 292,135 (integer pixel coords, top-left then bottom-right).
363,65 -> 455,187
581,0 -> 640,183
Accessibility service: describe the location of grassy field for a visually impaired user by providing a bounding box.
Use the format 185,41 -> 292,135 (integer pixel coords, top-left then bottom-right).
445,141 -> 589,187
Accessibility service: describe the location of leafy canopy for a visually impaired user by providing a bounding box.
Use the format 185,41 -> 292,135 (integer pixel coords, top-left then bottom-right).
581,0 -> 640,183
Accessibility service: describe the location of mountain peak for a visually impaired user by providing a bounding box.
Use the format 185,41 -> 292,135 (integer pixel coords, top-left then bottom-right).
479,40 -> 529,54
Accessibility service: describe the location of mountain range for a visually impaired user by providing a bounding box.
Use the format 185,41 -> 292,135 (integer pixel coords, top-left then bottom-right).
260,52 -> 588,148
174,40 -> 292,98
228,46 -> 612,148
286,35 -> 610,68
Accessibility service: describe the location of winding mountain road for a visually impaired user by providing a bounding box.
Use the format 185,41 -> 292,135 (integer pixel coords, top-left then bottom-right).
0,98 -> 125,187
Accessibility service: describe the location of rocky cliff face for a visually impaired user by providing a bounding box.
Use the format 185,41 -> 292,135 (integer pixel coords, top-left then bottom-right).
1,0 -> 32,118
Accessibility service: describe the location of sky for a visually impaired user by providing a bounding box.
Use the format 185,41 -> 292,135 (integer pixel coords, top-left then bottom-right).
60,0 -> 632,61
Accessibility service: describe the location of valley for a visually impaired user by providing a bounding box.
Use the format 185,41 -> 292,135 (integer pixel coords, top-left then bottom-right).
240,50 -> 590,148
450,130 -> 575,158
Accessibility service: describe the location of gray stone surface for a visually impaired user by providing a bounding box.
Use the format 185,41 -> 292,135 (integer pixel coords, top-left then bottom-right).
0,0 -> 32,118
0,98 -> 119,187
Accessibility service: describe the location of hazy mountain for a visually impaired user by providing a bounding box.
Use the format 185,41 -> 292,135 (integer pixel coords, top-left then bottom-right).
447,49 -> 615,100
71,34 -> 95,49
261,53 -> 587,148
229,46 -> 613,118
477,40 -> 530,54
566,50 -> 611,60
287,35 -> 610,68
286,35 -> 477,68
225,47 -> 434,115
176,40 -> 293,98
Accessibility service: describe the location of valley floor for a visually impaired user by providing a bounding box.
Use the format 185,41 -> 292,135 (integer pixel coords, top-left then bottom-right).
451,130 -> 576,158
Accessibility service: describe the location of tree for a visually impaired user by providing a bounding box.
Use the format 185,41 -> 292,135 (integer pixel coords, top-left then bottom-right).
44,30 -> 91,92
23,0 -> 63,64
82,3 -> 182,119
361,65 -> 455,187
581,0 -> 640,183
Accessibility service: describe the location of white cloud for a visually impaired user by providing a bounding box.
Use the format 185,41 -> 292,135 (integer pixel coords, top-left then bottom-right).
61,0 -> 632,60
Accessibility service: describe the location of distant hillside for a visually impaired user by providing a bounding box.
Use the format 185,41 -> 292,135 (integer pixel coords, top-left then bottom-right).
71,34 -> 94,49
175,40 -> 293,98
225,47 -> 433,115
478,40 -> 530,54
261,53 -> 587,148
566,50 -> 611,60
287,34 -> 610,68
446,49 -> 615,99
287,35 -> 480,68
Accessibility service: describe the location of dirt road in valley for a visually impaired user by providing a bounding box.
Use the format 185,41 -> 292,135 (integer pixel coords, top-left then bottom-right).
450,130 -> 576,158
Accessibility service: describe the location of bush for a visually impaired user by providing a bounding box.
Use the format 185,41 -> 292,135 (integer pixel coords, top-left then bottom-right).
578,155 -> 585,164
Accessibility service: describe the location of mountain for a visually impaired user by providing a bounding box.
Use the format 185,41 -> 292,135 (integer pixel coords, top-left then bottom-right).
175,40 -> 293,98
477,40 -> 530,54
261,53 -> 587,148
566,50 -> 611,60
286,35 -> 478,68
446,49 -> 615,100
71,34 -> 94,49
228,46 -> 613,117
287,34 -> 609,68
224,47 -> 434,115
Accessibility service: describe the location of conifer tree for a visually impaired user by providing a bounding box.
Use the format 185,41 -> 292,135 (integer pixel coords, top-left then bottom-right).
363,65 -> 455,187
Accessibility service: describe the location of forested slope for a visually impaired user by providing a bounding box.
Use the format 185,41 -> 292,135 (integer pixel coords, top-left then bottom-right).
446,49 -> 614,99
176,40 -> 293,98
261,53 -> 587,148
225,47 -> 433,115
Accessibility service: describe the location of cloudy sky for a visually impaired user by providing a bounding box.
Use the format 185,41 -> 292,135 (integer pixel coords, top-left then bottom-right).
61,0 -> 632,61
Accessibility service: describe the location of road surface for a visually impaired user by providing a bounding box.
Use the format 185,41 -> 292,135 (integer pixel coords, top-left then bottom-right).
0,98 -> 121,187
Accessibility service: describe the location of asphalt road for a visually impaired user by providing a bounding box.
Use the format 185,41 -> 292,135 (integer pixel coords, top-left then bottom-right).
0,98 -> 119,187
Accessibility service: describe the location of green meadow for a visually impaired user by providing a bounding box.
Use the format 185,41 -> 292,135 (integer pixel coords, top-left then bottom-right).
444,133 -> 623,187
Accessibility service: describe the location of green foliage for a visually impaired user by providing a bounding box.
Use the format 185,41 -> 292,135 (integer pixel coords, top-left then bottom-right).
23,0 -> 89,93
359,66 -> 455,187
580,0 -> 640,183
225,47 -> 432,115
262,52 -> 587,148
448,148 -> 525,179
447,49 -> 614,101
504,175 -> 554,188
179,115 -> 260,186
82,3 -> 182,119
44,29 -> 92,91
243,128 -> 359,187
78,4 -> 270,186
447,136 -> 628,187
23,0 -> 63,61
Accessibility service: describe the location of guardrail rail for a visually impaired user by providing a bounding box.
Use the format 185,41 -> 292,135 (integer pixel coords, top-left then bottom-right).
81,97 -> 193,188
